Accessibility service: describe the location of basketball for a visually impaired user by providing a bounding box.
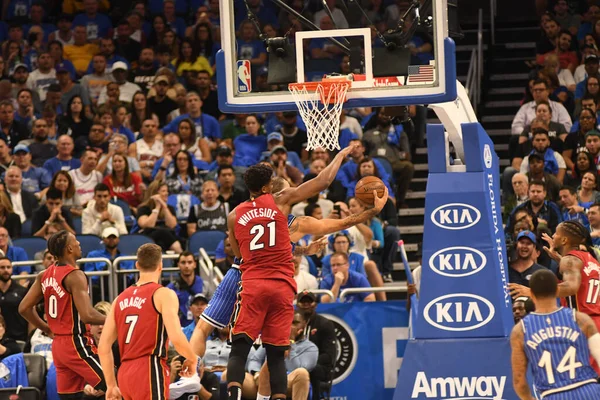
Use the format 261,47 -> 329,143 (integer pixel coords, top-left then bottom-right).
354,176 -> 386,206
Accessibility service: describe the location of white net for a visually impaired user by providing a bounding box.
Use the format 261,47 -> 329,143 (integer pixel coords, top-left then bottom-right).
289,81 -> 350,151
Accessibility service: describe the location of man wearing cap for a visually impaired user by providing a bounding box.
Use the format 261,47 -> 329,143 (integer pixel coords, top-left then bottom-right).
84,226 -> 135,298
63,24 -> 100,77
575,46 -> 599,84
162,92 -> 221,143
97,61 -> 141,105
270,146 -> 304,186
182,294 -> 209,340
519,127 -> 567,183
82,182 -> 127,236
263,132 -> 303,171
296,290 -> 337,400
167,251 -> 205,327
576,54 -> 600,99
26,52 -> 57,102
80,54 -> 113,106
148,75 -> 178,127
23,119 -> 58,167
524,152 -> 561,202
512,79 -> 572,135
11,144 -> 51,197
507,231 -> 546,292
205,145 -> 247,192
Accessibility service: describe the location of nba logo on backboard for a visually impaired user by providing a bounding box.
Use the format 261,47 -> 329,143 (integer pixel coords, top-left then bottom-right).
237,60 -> 252,93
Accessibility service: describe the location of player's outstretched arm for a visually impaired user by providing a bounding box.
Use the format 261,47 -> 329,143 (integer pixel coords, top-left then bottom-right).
155,287 -> 198,374
275,143 -> 358,206
289,188 -> 388,242
557,255 -> 583,298
18,274 -> 51,336
98,302 -> 120,400
510,324 -> 536,400
65,270 -> 107,325
575,311 -> 600,366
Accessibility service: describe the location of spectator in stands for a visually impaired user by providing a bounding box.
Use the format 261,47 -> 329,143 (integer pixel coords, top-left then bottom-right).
563,108 -> 597,171
13,89 -> 36,131
0,192 -> 20,239
43,171 -> 81,217
294,255 -> 317,292
0,100 -> 28,148
195,69 -> 221,120
165,150 -> 204,199
187,181 -> 228,235
57,95 -> 93,140
130,48 -> 156,93
12,65 -> 39,113
251,311 -> 318,400
537,16 -> 560,56
182,293 -> 209,340
43,135 -> 80,178
129,118 -> 163,182
588,203 -> 600,246
163,92 -> 220,144
25,119 -> 57,168
504,173 -> 530,214
114,19 -> 142,66
4,166 -> 37,224
126,91 -> 158,134
519,103 -> 568,150
559,186 -> 590,226
12,144 -> 51,199
270,146 -> 304,187
0,226 -> 26,269
98,62 -> 141,105
217,165 -> 247,211
222,114 -> 248,143
575,54 -> 600,99
519,129 -> 567,183
554,0 -> 580,36
295,290 -> 336,400
69,149 -> 102,207
264,132 -> 303,171
152,133 -> 183,181
172,39 -> 211,78
98,134 -> 139,176
26,53 -> 56,103
56,64 -> 90,114
236,20 -> 267,67
102,154 -> 143,213
232,115 -> 268,168
0,258 -> 28,341
63,25 -> 99,77
524,153 -> 561,202
537,30 -> 578,73
48,41 -> 77,82
80,54 -> 112,107
205,145 -> 247,191
148,75 -> 178,127
49,13 -> 74,47
90,38 -> 128,75
136,181 -> 182,252
309,16 -> 344,61
566,151 -> 596,188
508,231 -> 546,289
337,138 -> 389,189
0,138 -> 13,174
82,183 -> 127,236
347,158 -> 395,205
32,187 -> 76,237
577,171 -> 600,207
178,118 -> 211,163
85,227 -> 134,293
509,180 -> 562,233
275,111 -> 308,161
73,0 -> 112,42
512,79 -> 572,135
167,251 -> 204,327
321,252 -> 375,303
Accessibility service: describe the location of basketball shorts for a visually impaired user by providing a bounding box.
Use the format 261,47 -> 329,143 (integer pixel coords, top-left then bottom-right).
52,335 -> 106,394
200,267 -> 241,329
543,382 -> 600,399
230,278 -> 295,347
118,356 -> 169,400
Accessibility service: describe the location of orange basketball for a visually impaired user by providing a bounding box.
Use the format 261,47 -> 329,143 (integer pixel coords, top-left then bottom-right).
355,176 -> 385,206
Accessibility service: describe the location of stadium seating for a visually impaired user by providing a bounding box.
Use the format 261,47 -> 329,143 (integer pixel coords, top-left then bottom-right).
13,238 -> 47,261
117,234 -> 155,256
76,235 -> 104,258
188,230 -> 226,257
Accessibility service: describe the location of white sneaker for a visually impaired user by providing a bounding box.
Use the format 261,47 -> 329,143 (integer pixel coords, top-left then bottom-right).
169,374 -> 202,399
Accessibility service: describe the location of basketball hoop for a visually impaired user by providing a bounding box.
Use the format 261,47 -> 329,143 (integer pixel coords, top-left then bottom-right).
288,77 -> 351,151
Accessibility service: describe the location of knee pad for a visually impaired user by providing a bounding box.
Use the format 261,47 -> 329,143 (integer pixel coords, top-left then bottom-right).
226,340 -> 252,385
265,346 -> 288,395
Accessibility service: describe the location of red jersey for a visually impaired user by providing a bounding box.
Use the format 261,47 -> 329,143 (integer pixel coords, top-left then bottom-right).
41,264 -> 89,337
564,250 -> 600,317
233,194 -> 296,290
103,173 -> 143,207
113,282 -> 168,362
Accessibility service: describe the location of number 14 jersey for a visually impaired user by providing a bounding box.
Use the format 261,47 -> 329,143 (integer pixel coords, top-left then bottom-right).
114,282 -> 168,362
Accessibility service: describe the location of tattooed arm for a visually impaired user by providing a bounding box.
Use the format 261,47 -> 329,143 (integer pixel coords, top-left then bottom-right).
510,324 -> 536,400
292,238 -> 328,256
557,255 -> 583,298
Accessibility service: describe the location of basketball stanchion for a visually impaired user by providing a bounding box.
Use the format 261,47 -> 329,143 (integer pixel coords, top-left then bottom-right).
398,240 -> 418,331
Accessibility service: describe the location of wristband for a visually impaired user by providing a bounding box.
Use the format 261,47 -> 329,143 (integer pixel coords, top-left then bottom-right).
159,166 -> 167,171
152,209 -> 159,214
45,221 -> 51,226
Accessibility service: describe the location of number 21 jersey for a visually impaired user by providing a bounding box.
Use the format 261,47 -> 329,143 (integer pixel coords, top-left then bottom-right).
113,282 -> 168,362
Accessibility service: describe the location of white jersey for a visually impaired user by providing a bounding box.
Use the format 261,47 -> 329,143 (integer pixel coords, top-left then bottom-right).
136,138 -> 163,169
69,169 -> 103,205
26,69 -> 57,101
52,30 -> 75,46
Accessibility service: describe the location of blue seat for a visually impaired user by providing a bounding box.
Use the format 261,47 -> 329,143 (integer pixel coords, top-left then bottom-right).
76,235 -> 103,258
188,230 -> 226,257
117,234 -> 155,256
21,219 -> 32,237
110,198 -> 135,228
373,156 -> 395,185
72,217 -> 82,235
13,237 -> 47,260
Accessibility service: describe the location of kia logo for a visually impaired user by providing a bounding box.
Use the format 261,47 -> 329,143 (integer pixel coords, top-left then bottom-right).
423,293 -> 495,332
483,144 -> 492,169
430,203 -> 481,230
429,247 -> 487,277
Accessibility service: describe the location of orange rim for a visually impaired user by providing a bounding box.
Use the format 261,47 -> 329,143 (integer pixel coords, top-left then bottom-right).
289,80 -> 350,105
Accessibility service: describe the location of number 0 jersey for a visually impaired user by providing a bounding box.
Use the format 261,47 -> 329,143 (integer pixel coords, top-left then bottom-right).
563,250 -> 600,317
522,307 -> 597,398
41,264 -> 89,337
113,282 -> 168,363
233,194 -> 296,290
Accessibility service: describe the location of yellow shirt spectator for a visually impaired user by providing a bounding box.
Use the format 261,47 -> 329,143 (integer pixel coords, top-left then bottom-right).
62,0 -> 110,14
172,57 -> 213,77
63,44 -> 100,75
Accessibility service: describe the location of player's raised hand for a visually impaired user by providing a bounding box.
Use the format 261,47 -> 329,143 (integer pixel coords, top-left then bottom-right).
541,233 -> 562,262
372,187 -> 389,212
337,142 -> 359,159
306,237 -> 328,255
105,385 -> 121,400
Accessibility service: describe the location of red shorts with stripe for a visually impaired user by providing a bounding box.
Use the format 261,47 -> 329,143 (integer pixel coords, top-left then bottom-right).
52,335 -> 105,394
231,279 -> 295,347
118,356 -> 169,400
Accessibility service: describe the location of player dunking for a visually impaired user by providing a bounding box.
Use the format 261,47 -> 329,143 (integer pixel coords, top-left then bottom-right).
511,269 -> 600,399
98,244 -> 200,400
190,144 -> 359,356
19,231 -> 107,399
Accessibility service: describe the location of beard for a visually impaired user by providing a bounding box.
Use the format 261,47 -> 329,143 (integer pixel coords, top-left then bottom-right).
0,274 -> 10,283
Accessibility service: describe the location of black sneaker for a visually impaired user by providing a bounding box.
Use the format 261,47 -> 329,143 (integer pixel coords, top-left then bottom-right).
383,274 -> 393,283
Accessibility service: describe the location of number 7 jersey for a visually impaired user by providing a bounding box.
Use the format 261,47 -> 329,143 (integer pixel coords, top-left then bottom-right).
564,250 -> 600,318
233,194 -> 296,289
113,282 -> 169,362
